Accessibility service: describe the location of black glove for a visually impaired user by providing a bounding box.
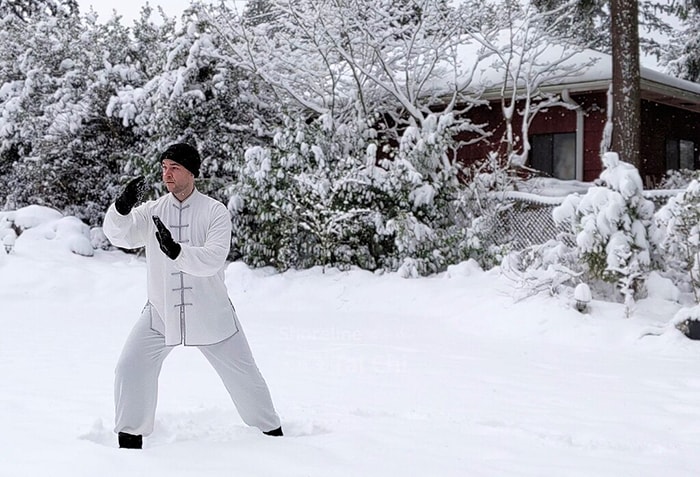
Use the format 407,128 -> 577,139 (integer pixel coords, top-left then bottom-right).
152,215 -> 181,260
115,176 -> 145,215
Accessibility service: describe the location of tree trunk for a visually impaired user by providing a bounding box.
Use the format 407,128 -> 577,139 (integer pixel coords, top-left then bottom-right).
610,0 -> 641,169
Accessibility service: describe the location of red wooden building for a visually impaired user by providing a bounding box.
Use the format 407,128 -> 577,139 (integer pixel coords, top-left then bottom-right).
454,53 -> 700,185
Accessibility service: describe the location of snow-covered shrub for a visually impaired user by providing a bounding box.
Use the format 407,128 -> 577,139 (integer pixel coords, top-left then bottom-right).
501,238 -> 582,301
670,304 -> 700,340
372,113 -> 486,275
553,152 -> 655,313
229,115 -> 388,271
229,112 -> 502,275
462,151 -> 520,268
208,0 -> 509,274
0,12 -> 142,225
656,169 -> 700,190
653,180 -> 700,301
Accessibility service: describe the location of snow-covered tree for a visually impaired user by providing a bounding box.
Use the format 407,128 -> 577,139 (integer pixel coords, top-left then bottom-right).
373,112 -> 476,276
213,0 -> 486,137
663,8 -> 700,82
553,152 -> 655,315
0,12 -> 93,210
106,3 -> 279,205
0,10 -> 148,224
463,0 -> 598,169
200,0 -> 505,274
241,0 -> 275,27
228,115 -> 389,271
531,0 -> 677,59
653,180 -> 700,301
0,14 -> 31,187
0,0 -> 78,21
228,107 -> 499,275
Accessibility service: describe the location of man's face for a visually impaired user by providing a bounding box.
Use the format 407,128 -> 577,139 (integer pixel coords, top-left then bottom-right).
162,159 -> 194,195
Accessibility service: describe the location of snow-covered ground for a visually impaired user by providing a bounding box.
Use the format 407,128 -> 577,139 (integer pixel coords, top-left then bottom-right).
2,206 -> 700,477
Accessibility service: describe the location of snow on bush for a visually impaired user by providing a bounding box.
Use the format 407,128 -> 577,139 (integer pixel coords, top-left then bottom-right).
501,237 -> 582,302
652,179 -> 700,300
552,152 -> 655,314
645,271 -> 681,303
228,112 -> 507,276
1,205 -> 97,257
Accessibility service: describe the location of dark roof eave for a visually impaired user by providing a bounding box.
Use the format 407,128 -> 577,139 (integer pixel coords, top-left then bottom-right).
479,79 -> 611,100
478,78 -> 700,114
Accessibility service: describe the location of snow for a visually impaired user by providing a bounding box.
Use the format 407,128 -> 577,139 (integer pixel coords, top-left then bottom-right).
448,34 -> 700,98
2,204 -> 700,476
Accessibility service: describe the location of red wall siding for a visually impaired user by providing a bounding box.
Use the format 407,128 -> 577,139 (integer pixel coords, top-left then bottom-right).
454,104 -> 506,165
578,92 -> 607,181
454,93 -> 608,181
529,107 -> 577,133
453,91 -> 700,183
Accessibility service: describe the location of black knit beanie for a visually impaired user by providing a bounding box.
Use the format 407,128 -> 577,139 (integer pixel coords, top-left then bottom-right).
160,143 -> 201,178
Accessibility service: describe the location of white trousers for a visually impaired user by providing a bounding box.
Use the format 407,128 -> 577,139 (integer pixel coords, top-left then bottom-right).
114,307 -> 281,436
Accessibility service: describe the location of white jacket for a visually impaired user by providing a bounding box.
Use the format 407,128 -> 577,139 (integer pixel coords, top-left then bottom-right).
103,189 -> 239,346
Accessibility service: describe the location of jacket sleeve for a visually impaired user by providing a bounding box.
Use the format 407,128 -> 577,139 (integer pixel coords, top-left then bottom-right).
172,203 -> 231,277
102,202 -> 150,249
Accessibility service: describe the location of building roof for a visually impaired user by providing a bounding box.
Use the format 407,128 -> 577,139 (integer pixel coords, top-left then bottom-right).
448,39 -> 700,114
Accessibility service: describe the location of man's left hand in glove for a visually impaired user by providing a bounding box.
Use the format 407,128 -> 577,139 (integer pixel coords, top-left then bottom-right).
152,215 -> 181,260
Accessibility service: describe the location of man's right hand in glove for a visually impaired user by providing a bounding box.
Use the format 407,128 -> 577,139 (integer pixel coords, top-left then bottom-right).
115,176 -> 145,215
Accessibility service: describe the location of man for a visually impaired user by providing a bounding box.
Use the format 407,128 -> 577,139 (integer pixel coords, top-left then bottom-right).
103,143 -> 282,449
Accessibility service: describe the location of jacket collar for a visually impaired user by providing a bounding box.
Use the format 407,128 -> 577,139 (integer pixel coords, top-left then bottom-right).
168,188 -> 199,206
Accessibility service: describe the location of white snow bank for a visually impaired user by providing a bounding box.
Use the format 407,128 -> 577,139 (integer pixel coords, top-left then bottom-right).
2,201 -> 700,476
2,205 -> 95,257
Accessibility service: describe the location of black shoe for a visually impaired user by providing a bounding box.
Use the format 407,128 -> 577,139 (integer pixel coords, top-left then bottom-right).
118,432 -> 143,449
263,426 -> 283,437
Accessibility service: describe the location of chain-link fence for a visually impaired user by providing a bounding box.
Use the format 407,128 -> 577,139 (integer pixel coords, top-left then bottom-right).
493,189 -> 681,251
493,196 -> 565,250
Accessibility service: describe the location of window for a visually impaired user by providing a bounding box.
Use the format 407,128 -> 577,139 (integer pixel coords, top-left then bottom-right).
666,139 -> 696,170
530,133 -> 576,180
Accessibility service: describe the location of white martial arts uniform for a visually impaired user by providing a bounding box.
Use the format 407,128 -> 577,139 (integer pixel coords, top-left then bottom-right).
103,189 -> 281,436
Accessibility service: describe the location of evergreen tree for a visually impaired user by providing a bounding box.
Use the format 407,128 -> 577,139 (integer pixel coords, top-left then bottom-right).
242,0 -> 276,27
229,115 -> 392,270
0,14 -> 32,190
106,2 -> 279,205
0,0 -> 78,21
1,11 -> 144,223
553,152 -> 655,315
531,0 -> 676,56
663,9 -> 700,82
0,13 -> 84,209
531,0 -> 609,50
653,180 -> 700,301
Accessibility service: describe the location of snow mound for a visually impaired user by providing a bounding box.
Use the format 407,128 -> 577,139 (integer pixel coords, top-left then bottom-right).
12,204 -> 64,230
645,272 -> 680,303
445,259 -> 483,278
11,206 -> 95,257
